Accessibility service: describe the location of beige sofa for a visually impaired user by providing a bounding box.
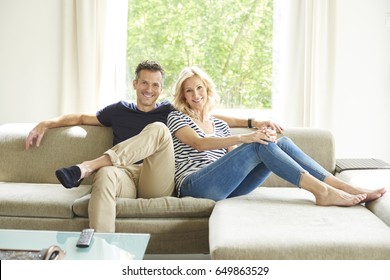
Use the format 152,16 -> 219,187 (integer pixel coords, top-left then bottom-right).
1,123 -> 389,259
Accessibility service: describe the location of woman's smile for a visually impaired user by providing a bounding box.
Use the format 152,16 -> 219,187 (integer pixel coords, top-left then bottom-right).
183,76 -> 207,111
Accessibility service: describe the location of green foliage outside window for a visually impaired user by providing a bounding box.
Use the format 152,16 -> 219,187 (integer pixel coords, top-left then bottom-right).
127,0 -> 273,109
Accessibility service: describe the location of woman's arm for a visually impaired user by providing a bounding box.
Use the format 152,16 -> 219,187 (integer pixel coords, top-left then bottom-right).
174,125 -> 277,152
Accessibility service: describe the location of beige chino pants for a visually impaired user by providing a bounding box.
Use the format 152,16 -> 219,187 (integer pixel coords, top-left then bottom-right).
88,122 -> 175,232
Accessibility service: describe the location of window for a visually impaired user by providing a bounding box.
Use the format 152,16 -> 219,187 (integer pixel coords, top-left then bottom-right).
126,0 -> 273,111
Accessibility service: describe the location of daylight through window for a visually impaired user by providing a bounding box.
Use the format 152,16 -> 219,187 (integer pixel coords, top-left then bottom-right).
127,0 -> 273,110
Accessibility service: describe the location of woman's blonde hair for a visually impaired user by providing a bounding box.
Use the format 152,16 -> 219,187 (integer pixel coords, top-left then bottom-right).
172,66 -> 220,119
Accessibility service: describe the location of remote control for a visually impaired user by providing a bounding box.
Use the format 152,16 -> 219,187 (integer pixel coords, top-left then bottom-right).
76,228 -> 94,248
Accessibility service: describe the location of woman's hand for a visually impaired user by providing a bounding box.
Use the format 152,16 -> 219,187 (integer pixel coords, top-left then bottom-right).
240,128 -> 278,145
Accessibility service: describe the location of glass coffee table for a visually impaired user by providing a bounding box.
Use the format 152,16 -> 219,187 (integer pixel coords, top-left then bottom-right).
0,229 -> 150,260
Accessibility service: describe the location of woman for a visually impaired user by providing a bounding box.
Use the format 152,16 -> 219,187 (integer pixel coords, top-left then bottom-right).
167,66 -> 386,205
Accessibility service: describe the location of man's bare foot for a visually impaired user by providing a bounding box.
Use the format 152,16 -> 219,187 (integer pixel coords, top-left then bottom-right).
315,186 -> 367,206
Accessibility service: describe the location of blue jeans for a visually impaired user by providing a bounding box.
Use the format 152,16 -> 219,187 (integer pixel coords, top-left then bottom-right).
179,136 -> 331,201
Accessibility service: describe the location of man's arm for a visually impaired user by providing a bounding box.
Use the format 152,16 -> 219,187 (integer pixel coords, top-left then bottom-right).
212,114 -> 247,128
213,114 -> 284,133
25,113 -> 101,149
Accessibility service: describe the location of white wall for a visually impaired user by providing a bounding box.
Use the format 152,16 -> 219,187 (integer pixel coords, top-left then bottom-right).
0,0 -> 62,123
332,0 -> 390,163
0,0 -> 390,162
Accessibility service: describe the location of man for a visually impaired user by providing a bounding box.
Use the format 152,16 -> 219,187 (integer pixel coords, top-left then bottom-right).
25,60 -> 282,232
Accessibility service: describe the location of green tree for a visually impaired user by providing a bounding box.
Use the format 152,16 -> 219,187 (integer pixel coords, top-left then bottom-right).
127,0 -> 273,109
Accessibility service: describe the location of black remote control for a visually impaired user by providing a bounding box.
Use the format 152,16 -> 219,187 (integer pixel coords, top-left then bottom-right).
76,228 -> 94,248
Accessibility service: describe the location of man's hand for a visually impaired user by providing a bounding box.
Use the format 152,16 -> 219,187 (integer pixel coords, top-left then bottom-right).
24,113 -> 100,150
25,123 -> 47,149
253,120 -> 284,134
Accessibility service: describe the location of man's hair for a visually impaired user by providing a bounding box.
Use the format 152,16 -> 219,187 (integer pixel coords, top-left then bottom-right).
135,60 -> 165,81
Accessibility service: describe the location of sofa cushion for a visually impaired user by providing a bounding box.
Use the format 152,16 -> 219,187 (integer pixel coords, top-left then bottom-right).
0,183 -> 91,219
209,187 -> 390,259
73,194 -> 215,218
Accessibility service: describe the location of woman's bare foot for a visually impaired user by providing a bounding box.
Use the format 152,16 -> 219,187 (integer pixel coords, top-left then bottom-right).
324,176 -> 386,203
300,172 -> 366,206
346,187 -> 386,203
315,186 -> 367,206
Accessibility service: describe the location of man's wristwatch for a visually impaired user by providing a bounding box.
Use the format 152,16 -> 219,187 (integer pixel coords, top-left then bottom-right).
248,118 -> 253,128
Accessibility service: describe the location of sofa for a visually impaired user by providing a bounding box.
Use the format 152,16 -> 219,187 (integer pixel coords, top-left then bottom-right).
1,123 -> 390,259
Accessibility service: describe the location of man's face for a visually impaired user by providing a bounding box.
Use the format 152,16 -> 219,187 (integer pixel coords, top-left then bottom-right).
133,70 -> 163,111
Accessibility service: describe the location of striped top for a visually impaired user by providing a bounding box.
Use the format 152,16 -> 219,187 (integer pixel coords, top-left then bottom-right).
167,110 -> 232,195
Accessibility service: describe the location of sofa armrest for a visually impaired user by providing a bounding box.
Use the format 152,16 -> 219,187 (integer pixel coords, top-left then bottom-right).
336,168 -> 390,227
0,123 -> 113,184
336,169 -> 390,190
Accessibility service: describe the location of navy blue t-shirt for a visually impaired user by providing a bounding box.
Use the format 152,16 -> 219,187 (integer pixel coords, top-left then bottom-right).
96,100 -> 174,146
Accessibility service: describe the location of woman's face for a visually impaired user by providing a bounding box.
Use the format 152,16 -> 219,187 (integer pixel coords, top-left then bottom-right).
182,76 -> 208,112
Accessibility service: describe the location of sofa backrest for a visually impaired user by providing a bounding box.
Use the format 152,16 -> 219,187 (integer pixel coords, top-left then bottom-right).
230,127 -> 336,187
0,124 -> 335,187
0,123 -> 113,184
